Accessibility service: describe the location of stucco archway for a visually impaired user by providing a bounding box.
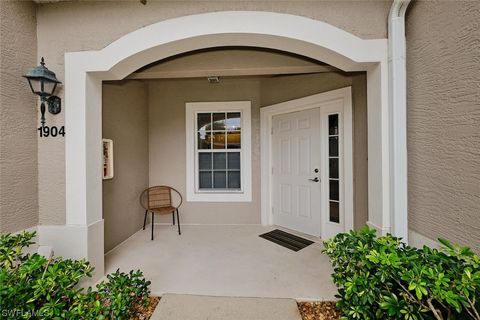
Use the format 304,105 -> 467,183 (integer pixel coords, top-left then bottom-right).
61,11 -> 389,279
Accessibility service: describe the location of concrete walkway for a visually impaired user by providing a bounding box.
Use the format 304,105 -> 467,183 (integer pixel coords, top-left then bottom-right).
151,294 -> 302,320
105,225 -> 337,300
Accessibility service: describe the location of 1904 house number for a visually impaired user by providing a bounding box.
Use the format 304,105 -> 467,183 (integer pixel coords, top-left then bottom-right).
37,126 -> 65,138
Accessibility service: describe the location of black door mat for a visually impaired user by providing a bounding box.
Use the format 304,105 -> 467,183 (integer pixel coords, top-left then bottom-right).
259,229 -> 314,251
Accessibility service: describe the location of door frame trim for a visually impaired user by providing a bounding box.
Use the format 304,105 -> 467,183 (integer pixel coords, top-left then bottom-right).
260,87 -> 354,237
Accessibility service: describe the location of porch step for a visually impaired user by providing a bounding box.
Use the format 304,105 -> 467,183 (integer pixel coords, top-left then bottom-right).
151,294 -> 302,320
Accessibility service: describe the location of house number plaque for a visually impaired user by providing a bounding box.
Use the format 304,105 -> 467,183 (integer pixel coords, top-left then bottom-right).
37,125 -> 65,138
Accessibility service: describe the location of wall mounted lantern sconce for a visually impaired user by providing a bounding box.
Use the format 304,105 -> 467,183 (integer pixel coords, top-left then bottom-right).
23,57 -> 62,127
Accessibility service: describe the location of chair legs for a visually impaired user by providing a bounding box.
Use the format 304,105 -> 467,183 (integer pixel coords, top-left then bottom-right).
148,210 -> 180,240
143,210 -> 148,230
176,208 -> 181,235
151,212 -> 155,240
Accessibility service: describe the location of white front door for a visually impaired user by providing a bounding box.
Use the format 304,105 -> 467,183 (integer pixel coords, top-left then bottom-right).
272,108 -> 322,236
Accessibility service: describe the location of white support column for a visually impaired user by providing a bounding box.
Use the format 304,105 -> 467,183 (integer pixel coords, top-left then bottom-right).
389,0 -> 411,241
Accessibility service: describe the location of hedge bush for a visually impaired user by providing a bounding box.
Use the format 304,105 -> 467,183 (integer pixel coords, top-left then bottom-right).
323,227 -> 480,320
0,231 -> 151,319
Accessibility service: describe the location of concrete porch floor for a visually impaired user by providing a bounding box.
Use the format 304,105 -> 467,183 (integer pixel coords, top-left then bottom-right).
105,225 -> 337,300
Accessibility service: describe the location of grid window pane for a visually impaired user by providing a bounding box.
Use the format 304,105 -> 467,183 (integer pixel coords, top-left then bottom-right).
213,152 -> 227,170
329,201 -> 339,223
212,132 -> 226,149
226,112 -> 241,130
227,152 -> 241,169
213,171 -> 227,188
228,171 -> 241,189
329,137 -> 338,157
198,113 -> 211,131
329,114 -> 339,135
213,113 -> 226,130
199,171 -> 212,189
199,153 -> 212,170
329,180 -> 339,201
196,111 -> 242,191
198,132 -> 211,149
329,158 -> 339,179
227,131 -> 241,149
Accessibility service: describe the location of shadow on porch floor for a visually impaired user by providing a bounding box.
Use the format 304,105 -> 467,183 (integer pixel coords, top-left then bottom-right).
105,225 -> 337,300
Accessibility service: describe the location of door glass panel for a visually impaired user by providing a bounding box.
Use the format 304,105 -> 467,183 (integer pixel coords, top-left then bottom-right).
199,152 -> 212,170
213,171 -> 227,188
329,180 -> 339,201
329,137 -> 338,157
199,171 -> 212,189
329,201 -> 339,223
329,158 -> 339,179
328,113 -> 341,223
329,114 -> 339,135
213,152 -> 227,170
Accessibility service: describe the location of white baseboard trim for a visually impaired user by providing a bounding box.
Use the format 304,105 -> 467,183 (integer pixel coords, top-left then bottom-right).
37,220 -> 105,283
408,229 -> 439,249
366,220 -> 391,236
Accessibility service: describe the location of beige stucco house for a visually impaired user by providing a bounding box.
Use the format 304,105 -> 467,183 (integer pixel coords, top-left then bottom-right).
0,0 -> 478,282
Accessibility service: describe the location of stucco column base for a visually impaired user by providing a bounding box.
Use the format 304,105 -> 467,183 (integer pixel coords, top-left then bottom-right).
37,220 -> 104,283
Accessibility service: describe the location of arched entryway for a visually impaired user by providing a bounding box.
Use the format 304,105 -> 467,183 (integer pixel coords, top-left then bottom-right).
62,11 -> 390,279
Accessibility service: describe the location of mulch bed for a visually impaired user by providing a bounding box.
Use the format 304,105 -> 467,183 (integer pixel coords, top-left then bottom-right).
130,296 -> 160,320
297,301 -> 341,320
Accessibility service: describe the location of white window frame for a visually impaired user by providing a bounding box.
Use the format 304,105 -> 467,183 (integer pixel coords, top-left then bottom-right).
186,101 -> 252,202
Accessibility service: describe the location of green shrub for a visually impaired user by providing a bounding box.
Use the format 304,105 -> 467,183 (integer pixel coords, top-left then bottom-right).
0,231 -> 151,319
323,227 -> 480,320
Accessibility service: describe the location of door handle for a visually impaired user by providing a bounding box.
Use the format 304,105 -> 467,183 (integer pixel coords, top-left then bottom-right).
308,177 -> 320,182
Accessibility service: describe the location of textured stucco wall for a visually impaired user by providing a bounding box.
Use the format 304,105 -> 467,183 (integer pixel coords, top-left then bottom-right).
406,0 -> 480,252
0,1 -> 38,233
149,78 -> 262,224
147,72 -> 367,227
102,81 -> 148,253
35,0 -> 391,225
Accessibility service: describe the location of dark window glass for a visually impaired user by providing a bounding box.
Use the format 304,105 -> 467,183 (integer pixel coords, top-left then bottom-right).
228,171 -> 241,189
213,152 -> 227,170
199,153 -> 212,170
329,180 -> 339,201
198,132 -> 211,149
329,114 -> 339,135
199,171 -> 212,189
213,113 -> 226,130
213,171 -> 227,188
329,158 -> 339,179
329,137 -> 338,157
212,132 -> 226,149
226,112 -> 241,130
198,113 -> 211,131
227,131 -> 241,149
329,201 -> 339,223
227,152 -> 241,170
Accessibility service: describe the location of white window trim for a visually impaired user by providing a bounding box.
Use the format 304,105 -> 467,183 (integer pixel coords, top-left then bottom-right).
186,101 -> 252,202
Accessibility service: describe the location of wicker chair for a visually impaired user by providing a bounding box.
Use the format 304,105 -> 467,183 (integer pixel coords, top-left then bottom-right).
140,186 -> 182,240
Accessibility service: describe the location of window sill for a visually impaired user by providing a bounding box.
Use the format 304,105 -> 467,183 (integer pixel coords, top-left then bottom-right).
187,191 -> 252,202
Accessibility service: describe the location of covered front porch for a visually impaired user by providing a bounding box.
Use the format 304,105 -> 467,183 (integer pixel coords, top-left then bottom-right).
105,225 -> 337,300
